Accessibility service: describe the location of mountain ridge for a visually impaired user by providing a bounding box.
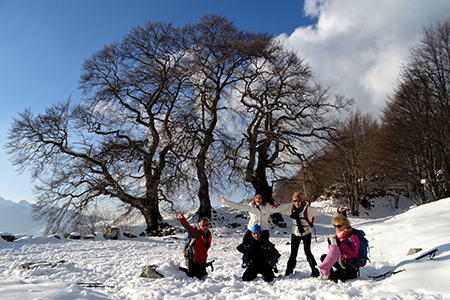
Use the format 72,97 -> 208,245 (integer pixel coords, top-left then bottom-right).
0,196 -> 45,235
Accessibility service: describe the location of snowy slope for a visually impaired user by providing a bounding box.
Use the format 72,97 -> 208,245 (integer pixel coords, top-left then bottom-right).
0,198 -> 449,300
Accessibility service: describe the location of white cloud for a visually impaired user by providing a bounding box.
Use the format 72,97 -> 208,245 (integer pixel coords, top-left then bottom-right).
278,0 -> 450,117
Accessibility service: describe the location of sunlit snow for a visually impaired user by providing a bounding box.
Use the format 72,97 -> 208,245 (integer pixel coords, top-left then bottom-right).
0,197 -> 449,300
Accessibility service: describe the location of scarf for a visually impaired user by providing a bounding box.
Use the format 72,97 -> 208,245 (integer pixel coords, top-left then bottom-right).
290,203 -> 306,233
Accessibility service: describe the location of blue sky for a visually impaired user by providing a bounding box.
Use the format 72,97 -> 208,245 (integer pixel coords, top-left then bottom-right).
1,0 -> 449,203
0,0 -> 314,203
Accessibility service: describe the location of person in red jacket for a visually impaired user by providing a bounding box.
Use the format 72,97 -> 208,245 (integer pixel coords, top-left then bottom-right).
179,211 -> 212,279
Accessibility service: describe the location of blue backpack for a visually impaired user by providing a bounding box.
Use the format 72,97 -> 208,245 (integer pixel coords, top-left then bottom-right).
348,228 -> 370,267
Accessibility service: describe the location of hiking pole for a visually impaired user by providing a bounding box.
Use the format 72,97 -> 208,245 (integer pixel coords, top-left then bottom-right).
206,260 -> 215,272
415,248 -> 438,260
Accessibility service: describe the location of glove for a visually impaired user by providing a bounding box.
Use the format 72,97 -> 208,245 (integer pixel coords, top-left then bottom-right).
272,264 -> 278,273
268,256 -> 278,273
242,255 -> 249,268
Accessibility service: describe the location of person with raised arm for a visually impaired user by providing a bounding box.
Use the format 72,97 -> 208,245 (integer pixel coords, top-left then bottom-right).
220,193 -> 291,243
178,211 -> 212,279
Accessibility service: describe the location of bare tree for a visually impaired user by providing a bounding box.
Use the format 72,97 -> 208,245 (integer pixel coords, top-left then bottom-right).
281,111 -> 380,215
382,19 -> 450,202
178,14 -> 272,218
325,111 -> 380,215
274,149 -> 339,204
7,22 -> 189,233
232,42 -> 352,203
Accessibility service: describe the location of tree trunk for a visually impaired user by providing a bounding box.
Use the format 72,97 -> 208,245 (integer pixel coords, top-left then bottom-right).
194,113 -> 217,219
142,153 -> 164,232
139,200 -> 162,233
248,143 -> 274,204
251,172 -> 274,204
196,155 -> 212,219
346,186 -> 360,216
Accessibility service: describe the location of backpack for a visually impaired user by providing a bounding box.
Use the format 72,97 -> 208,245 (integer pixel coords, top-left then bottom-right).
304,201 -> 315,228
184,232 -> 198,259
348,228 -> 370,267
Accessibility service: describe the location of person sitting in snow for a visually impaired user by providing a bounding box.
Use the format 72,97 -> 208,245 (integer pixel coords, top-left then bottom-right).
220,193 -> 291,243
317,214 -> 359,283
236,224 -> 280,282
178,211 -> 212,279
281,191 -> 346,277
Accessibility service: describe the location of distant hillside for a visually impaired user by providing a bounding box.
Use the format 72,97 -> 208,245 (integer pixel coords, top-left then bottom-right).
0,197 -> 45,235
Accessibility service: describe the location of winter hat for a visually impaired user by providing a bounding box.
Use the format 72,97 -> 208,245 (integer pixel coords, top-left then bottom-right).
251,224 -> 262,233
292,191 -> 306,202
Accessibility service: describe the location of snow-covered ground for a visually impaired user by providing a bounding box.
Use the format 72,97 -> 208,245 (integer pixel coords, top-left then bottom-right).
0,197 -> 449,300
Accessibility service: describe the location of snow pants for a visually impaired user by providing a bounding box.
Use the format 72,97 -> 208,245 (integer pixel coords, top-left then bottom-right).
242,262 -> 274,282
320,254 -> 358,283
318,244 -> 340,276
180,262 -> 207,280
285,233 -> 318,276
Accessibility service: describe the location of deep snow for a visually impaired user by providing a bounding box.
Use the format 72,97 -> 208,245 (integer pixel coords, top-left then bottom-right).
0,197 -> 449,300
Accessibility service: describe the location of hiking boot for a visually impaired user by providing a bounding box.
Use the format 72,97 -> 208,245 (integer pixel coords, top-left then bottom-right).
311,268 -> 320,278
329,275 -> 338,283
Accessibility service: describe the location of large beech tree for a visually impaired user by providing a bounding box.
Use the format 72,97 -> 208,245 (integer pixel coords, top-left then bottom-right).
232,42 -> 352,203
6,16 -> 272,232
7,15 -> 354,233
7,22 -> 188,233
180,15 -> 271,217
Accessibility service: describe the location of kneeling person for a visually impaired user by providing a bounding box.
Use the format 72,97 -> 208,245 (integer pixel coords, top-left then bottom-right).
237,224 -> 280,282
179,211 -> 212,279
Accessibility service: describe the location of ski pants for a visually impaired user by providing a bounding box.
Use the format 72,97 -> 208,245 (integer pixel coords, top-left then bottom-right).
285,233 -> 317,275
242,262 -> 274,282
318,244 -> 340,276
320,254 -> 358,282
180,262 -> 207,280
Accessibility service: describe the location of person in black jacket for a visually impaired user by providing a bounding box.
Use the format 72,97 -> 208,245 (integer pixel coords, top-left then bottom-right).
236,224 -> 280,282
